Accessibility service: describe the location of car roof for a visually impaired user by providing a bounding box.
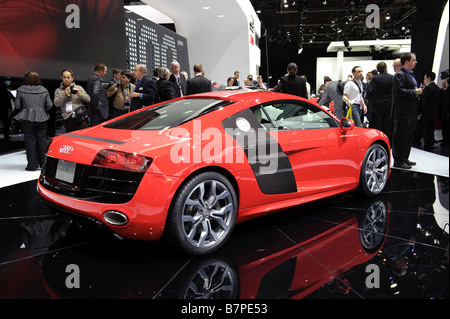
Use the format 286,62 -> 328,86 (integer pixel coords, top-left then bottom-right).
183,90 -> 310,109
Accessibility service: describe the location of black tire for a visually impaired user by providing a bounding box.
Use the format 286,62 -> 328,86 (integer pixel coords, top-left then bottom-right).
166,171 -> 238,255
359,144 -> 389,197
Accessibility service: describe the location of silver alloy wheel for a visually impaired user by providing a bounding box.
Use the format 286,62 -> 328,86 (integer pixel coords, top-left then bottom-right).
363,145 -> 389,195
360,200 -> 387,251
183,260 -> 236,299
182,180 -> 234,249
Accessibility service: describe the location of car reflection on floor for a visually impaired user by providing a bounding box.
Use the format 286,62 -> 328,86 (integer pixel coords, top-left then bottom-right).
37,197 -> 387,299
0,169 -> 448,299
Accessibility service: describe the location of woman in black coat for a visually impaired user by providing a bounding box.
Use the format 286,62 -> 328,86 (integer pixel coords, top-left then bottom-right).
156,67 -> 176,102
14,71 -> 53,171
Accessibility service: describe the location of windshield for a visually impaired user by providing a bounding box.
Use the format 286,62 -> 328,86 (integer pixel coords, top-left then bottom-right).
104,99 -> 232,130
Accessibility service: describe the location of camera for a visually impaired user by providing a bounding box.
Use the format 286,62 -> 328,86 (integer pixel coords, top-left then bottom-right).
441,69 -> 449,81
70,86 -> 77,94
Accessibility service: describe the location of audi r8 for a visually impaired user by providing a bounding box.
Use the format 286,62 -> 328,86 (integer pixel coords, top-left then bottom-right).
38,90 -> 390,255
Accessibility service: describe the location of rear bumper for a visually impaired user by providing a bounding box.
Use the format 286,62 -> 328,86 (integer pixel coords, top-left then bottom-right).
37,172 -> 183,241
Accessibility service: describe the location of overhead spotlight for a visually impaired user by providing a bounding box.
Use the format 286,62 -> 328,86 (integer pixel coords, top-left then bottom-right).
322,0 -> 327,4
386,11 -> 391,20
344,40 -> 350,47
337,27 -> 342,33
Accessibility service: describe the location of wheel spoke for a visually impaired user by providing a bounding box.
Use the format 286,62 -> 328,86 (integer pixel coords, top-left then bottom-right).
207,182 -> 231,208
197,220 -> 209,247
185,199 -> 204,211
183,213 -> 202,224
207,181 -> 218,207
211,204 -> 233,230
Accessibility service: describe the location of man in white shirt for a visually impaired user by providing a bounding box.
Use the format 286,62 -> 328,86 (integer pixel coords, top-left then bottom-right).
342,66 -> 367,127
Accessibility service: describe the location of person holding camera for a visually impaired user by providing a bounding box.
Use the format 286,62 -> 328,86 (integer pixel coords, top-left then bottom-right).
54,69 -> 91,132
106,70 -> 135,118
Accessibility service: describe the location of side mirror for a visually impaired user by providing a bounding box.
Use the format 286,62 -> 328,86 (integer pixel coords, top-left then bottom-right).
340,117 -> 355,131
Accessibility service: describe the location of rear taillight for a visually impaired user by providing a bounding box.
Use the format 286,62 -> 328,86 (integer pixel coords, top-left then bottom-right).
92,150 -> 152,172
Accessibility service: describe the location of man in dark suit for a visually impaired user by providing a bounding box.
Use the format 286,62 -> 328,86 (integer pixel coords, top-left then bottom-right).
256,75 -> 268,90
169,61 -> 187,97
86,63 -> 109,126
274,63 -> 308,99
391,53 -> 423,169
367,62 -> 394,141
420,72 -> 441,151
105,68 -> 122,120
186,64 -> 212,95
232,71 -> 240,86
131,64 -> 156,112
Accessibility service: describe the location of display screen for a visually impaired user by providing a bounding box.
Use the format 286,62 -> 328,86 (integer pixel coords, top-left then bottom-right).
0,0 -> 127,80
124,10 -> 190,75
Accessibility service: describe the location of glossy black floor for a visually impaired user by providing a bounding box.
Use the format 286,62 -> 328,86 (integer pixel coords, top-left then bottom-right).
0,164 -> 448,301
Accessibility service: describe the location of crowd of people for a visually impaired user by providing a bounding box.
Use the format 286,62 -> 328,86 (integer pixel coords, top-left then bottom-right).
3,53 -> 449,171
316,53 -> 449,169
2,61 -> 216,170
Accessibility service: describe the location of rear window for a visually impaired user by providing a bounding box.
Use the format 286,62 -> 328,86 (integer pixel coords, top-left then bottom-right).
104,99 -> 232,130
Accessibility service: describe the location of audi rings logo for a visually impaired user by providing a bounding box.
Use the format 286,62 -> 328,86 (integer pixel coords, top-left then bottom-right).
59,145 -> 74,155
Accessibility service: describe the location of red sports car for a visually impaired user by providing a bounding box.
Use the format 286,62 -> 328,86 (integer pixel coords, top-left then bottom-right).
38,90 -> 390,255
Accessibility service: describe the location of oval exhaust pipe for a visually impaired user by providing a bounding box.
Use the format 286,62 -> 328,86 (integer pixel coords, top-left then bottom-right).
103,211 -> 129,226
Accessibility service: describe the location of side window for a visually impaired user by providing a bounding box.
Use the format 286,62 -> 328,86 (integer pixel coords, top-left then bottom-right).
250,106 -> 275,130
260,101 -> 337,130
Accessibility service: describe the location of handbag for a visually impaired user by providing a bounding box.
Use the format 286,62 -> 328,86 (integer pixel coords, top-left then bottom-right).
69,106 -> 89,123
345,104 -> 353,122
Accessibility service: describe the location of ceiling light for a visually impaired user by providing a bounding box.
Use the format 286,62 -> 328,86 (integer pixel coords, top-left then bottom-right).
217,15 -> 225,18
202,6 -> 210,10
